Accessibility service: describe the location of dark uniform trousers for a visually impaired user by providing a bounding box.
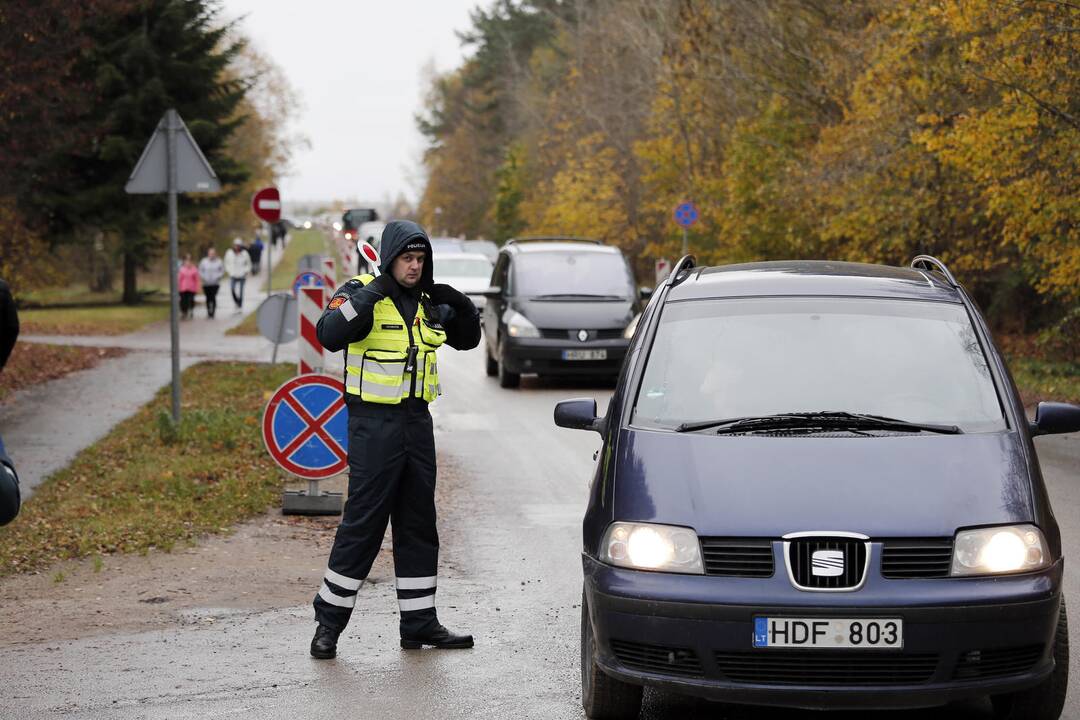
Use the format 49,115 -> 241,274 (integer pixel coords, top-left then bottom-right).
313,397 -> 441,637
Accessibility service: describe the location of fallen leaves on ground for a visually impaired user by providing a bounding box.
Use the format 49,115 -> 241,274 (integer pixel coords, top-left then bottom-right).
0,344 -> 129,403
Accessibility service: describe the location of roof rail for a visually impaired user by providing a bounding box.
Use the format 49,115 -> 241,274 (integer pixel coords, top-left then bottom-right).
666,254 -> 696,287
910,255 -> 959,288
505,236 -> 602,245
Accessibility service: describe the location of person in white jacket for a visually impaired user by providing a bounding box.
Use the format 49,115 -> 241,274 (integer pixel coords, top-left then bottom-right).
198,247 -> 225,318
224,237 -> 252,312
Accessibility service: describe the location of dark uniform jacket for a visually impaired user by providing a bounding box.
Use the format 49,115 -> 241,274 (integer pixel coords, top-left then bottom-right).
316,221 -> 481,370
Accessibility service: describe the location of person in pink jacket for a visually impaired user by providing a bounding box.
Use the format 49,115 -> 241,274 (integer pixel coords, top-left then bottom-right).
178,254 -> 201,320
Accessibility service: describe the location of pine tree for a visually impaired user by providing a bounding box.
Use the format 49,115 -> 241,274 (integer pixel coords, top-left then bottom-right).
45,0 -> 249,303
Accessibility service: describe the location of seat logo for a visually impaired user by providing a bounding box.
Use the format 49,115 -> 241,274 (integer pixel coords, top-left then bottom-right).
811,550 -> 845,577
577,329 -> 589,342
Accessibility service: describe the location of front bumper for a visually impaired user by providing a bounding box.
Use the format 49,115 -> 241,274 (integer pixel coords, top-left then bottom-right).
583,555 -> 1062,710
502,336 -> 628,377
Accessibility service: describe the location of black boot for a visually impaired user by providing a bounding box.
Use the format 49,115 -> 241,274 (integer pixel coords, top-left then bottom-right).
401,623 -> 474,649
310,624 -> 341,659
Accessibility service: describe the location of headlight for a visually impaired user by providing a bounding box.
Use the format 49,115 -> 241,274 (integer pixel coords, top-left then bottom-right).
623,313 -> 641,339
344,232 -> 353,240
951,524 -> 1049,576
505,310 -> 540,338
600,522 -> 704,574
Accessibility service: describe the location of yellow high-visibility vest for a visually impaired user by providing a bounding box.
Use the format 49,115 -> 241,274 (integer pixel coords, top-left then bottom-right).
344,274 -> 445,403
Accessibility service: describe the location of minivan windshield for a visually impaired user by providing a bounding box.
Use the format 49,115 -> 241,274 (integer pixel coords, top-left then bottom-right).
513,251 -> 633,298
633,297 -> 1006,433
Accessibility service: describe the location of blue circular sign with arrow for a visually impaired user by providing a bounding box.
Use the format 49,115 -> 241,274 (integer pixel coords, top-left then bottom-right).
292,271 -> 325,297
674,202 -> 699,228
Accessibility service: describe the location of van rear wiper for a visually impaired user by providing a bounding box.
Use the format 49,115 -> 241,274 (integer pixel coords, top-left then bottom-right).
675,411 -> 962,435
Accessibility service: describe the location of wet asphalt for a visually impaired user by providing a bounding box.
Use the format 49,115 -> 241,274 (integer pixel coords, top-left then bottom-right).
2,325 -> 1079,718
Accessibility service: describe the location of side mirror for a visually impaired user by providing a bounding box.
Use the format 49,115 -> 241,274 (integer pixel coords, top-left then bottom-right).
482,286 -> 503,299
554,398 -> 605,434
639,286 -> 653,300
1030,402 -> 1080,436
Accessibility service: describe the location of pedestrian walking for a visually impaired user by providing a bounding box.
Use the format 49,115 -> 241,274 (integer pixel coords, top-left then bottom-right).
178,254 -> 200,320
224,237 -> 252,313
198,247 -> 224,318
309,220 -> 481,659
248,233 -> 264,275
0,277 -> 21,526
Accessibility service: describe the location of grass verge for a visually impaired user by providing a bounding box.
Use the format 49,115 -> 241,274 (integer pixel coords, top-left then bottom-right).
0,343 -> 129,403
20,302 -> 171,336
1007,356 -> 1080,406
228,228 -> 336,336
0,361 -> 294,577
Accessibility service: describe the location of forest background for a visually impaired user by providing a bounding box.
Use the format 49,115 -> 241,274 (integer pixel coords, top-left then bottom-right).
417,0 -> 1078,353
0,0 -> 303,304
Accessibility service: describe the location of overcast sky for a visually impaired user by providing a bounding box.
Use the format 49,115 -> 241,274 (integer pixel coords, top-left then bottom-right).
222,0 -> 481,205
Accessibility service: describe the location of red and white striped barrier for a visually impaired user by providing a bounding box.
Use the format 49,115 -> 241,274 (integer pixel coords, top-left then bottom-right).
298,285 -> 325,375
322,256 -> 336,291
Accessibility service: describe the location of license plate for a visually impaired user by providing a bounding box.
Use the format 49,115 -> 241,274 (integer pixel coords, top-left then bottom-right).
561,349 -> 607,361
753,617 -> 903,649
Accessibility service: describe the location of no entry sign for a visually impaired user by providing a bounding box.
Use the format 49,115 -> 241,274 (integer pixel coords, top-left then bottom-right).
262,375 -> 348,479
252,186 -> 282,223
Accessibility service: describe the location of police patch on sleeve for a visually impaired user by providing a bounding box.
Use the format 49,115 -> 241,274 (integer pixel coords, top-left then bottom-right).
328,296 -> 347,310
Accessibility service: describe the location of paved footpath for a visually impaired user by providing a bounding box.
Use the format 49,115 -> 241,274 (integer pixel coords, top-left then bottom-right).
0,238 -> 344,499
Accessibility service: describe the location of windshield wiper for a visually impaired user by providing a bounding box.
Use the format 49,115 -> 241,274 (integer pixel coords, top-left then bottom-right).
675,411 -> 962,435
530,293 -> 626,301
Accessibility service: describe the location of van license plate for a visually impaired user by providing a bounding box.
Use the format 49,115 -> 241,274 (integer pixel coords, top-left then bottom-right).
753,617 -> 903,649
562,349 -> 607,361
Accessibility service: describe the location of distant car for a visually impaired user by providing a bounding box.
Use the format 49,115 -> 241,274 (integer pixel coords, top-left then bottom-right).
481,238 -> 648,388
431,237 -> 467,254
433,252 -> 494,310
464,239 -> 498,263
558,255 -> 1079,720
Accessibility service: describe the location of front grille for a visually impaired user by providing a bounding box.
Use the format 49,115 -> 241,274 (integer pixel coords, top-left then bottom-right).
700,538 -> 774,577
538,328 -> 624,341
881,539 -> 954,578
786,536 -> 868,590
715,651 -> 938,686
610,639 -> 703,678
953,645 -> 1044,680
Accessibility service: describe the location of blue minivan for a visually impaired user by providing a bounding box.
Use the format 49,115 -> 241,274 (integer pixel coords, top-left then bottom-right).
555,256 -> 1080,718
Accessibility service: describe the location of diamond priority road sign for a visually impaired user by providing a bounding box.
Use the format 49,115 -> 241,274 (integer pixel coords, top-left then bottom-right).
262,375 -> 348,480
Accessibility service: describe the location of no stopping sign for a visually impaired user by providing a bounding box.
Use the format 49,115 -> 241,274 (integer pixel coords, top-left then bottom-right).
262,375 -> 348,479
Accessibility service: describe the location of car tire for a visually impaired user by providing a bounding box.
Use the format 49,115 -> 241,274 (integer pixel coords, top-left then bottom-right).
991,598 -> 1068,720
485,347 -> 498,377
581,589 -> 643,719
497,343 -> 520,389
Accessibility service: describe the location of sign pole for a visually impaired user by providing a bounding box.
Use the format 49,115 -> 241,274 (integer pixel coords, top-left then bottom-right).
265,220 -> 271,294
166,109 -> 182,424
682,226 -> 688,256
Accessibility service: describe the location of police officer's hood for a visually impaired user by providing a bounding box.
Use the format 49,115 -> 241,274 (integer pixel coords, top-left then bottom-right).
379,220 -> 433,289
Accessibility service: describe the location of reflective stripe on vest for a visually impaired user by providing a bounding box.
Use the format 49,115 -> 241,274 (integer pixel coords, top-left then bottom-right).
344,275 -> 446,404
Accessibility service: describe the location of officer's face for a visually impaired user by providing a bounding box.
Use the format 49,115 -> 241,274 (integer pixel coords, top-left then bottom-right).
392,251 -> 425,288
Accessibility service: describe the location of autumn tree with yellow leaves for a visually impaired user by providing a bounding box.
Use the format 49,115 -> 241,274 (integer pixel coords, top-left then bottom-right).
418,0 -> 1079,336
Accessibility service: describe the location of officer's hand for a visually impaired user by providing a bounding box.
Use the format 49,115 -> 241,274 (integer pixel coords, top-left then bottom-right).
427,283 -> 465,307
368,273 -> 400,298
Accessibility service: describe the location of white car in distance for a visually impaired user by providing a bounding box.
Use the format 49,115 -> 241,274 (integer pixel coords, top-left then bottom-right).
432,252 -> 495,310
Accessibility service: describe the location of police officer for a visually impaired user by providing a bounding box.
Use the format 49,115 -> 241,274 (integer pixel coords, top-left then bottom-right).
310,220 -> 481,659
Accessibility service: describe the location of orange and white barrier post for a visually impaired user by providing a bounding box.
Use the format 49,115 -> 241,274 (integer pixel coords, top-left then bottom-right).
322,256 -> 336,290
298,285 -> 325,375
